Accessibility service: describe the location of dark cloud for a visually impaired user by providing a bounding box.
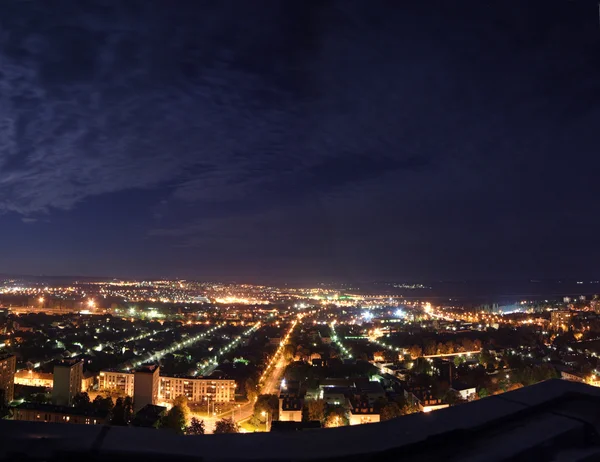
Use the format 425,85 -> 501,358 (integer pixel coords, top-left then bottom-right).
0,0 -> 599,280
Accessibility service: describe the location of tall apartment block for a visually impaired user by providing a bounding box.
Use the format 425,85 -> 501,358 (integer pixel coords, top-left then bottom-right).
52,359 -> 83,406
0,353 -> 16,404
133,364 -> 160,412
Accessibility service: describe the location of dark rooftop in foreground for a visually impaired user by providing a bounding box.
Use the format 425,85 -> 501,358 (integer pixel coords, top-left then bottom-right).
270,421 -> 321,432
3,380 -> 600,461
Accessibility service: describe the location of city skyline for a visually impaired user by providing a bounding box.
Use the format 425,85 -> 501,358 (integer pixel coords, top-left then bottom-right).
1,1 -> 600,282
2,0 -> 600,451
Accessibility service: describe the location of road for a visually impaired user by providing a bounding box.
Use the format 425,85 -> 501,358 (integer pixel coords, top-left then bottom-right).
193,401 -> 254,434
261,352 -> 287,395
202,350 -> 289,434
204,339 -> 290,434
422,350 -> 481,358
200,318 -> 299,432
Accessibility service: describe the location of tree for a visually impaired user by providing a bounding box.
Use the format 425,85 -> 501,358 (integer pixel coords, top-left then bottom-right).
92,395 -> 114,412
253,394 -> 278,423
214,417 -> 239,433
423,339 -> 436,356
123,396 -> 134,422
172,395 -> 191,423
454,355 -> 465,367
0,390 -> 11,419
478,388 -> 489,399
380,402 -> 403,421
506,353 -> 525,370
111,397 -> 126,425
409,345 -> 422,359
479,349 -> 494,367
305,399 -> 327,422
506,382 -> 524,392
245,377 -> 258,402
462,338 -> 474,352
400,402 -> 419,415
186,417 -> 205,435
445,340 -> 455,354
443,390 -> 466,406
283,344 -> 295,361
436,342 -> 445,355
111,396 -> 133,426
72,392 -> 91,409
412,357 -> 432,375
160,405 -> 186,434
324,406 -> 349,428
93,395 -> 114,413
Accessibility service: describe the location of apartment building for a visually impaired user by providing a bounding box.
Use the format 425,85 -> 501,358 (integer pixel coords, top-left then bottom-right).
0,354 -> 16,403
159,376 -> 236,403
98,369 -> 236,404
52,359 -> 83,406
98,370 -> 135,396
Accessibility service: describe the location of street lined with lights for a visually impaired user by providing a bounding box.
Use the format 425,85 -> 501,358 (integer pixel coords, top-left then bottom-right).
368,334 -> 405,356
130,324 -> 224,369
197,321 -> 262,375
259,316 -> 301,393
95,326 -> 174,358
330,320 -> 352,359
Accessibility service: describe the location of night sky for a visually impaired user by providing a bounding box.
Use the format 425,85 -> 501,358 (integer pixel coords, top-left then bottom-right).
1,0 -> 599,283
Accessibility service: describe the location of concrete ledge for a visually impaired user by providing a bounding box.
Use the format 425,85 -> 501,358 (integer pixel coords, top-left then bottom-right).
3,380 -> 600,462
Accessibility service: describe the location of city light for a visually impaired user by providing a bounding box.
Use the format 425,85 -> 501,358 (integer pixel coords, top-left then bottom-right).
259,317 -> 300,390
330,321 -> 352,359
132,324 -> 223,369
2,274 -> 597,432
198,321 -> 262,375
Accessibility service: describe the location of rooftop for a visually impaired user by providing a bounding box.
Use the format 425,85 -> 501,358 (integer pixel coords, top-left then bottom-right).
131,404 -> 167,428
54,358 -> 83,368
14,370 -> 53,379
280,397 -> 304,412
134,364 -> 159,374
3,380 -> 600,461
354,379 -> 385,394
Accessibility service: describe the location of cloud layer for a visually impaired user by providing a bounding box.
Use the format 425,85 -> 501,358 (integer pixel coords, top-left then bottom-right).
1,1 -> 600,280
